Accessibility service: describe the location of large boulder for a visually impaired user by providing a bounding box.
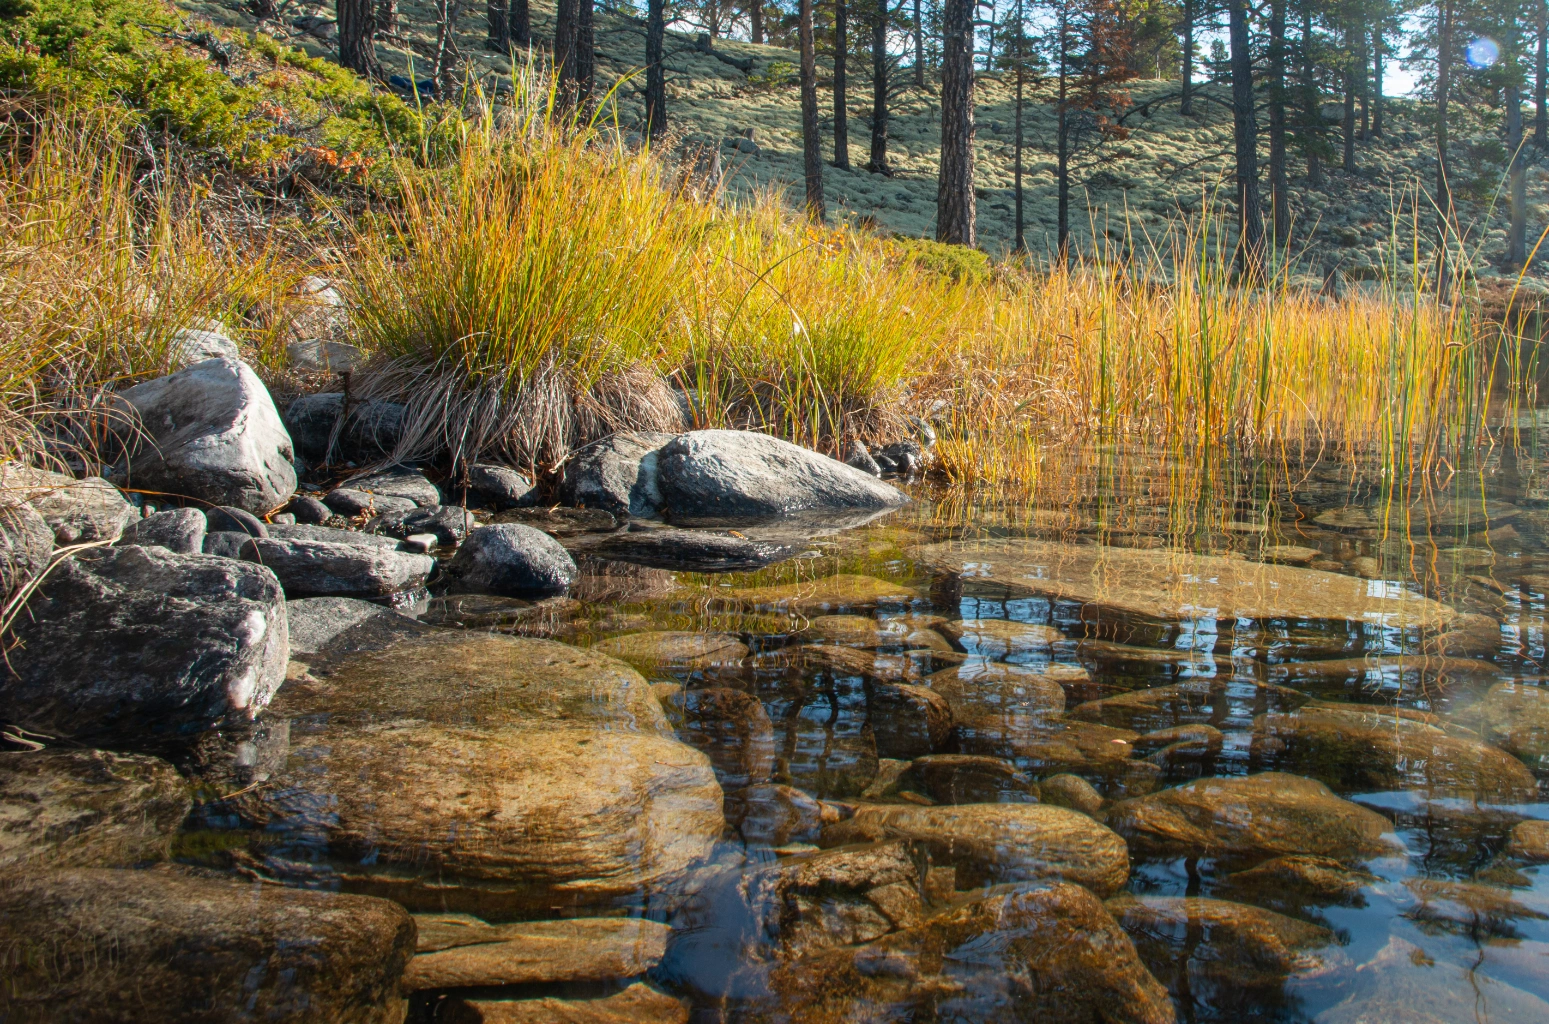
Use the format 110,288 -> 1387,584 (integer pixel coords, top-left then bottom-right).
0,501 -> 52,602
820,802 -> 1131,895
748,883 -> 1176,1024
341,465 -> 441,507
239,536 -> 433,599
405,915 -> 671,990
283,393 -> 404,466
1,465 -> 136,544
657,430 -> 909,519
1107,772 -> 1401,864
562,430 -> 676,517
169,326 -> 240,367
1,545 -> 288,746
446,523 -> 577,596
118,507 -> 206,553
232,633 -> 722,916
0,749 -> 190,870
1251,703 -> 1539,801
0,866 -> 415,1023
117,357 -> 296,513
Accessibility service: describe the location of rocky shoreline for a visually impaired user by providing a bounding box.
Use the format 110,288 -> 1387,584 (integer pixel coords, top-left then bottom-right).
3,341 -> 1549,1021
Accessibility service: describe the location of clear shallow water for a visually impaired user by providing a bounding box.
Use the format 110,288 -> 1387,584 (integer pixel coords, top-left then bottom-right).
182,452 -> 1549,1023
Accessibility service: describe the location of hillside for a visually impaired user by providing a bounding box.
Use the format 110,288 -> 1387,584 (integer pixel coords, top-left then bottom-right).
177,0 -> 1549,289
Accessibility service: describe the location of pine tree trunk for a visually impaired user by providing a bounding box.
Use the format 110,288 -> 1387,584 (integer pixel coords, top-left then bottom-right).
869,0 -> 890,173
1437,0 -> 1454,291
510,0 -> 529,44
433,0 -> 461,93
1180,0 -> 1194,116
1229,0 -> 1264,272
914,0 -> 925,86
1357,18 -> 1369,139
1013,0 -> 1024,253
646,0 -> 666,137
1302,8 -> 1321,185
835,0 -> 851,169
1342,28 -> 1356,172
936,0 -> 976,244
1509,81 -> 1527,267
555,0 -> 577,87
577,0 -> 595,106
1538,0 -> 1547,146
1056,9 -> 1069,258
1270,0 -> 1288,243
337,0 -> 380,78
376,0 -> 397,34
1372,25 -> 1383,136
488,0 -> 510,49
751,1 -> 764,44
800,0 -> 827,220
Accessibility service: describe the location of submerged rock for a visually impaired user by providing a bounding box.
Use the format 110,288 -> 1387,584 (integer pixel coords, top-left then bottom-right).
404,915 -> 671,990
117,357 -> 296,513
2,545 -> 288,745
820,802 -> 1130,895
1477,680 -> 1549,772
1314,935 -> 1549,1024
895,753 -> 1038,804
1250,703 -> 1539,801
751,883 -> 1175,1024
443,983 -> 687,1024
1106,895 -> 1344,1004
0,866 -> 415,1023
656,430 -> 909,519
927,660 -> 1072,722
3,465 -> 136,544
799,614 -> 953,652
236,633 -> 722,916
1402,877 -> 1549,938
868,682 -> 954,758
721,573 -> 919,613
446,523 -> 577,596
670,686 -> 776,789
956,714 -> 1158,796
593,630 -> 749,670
1507,819 -> 1549,861
0,750 -> 190,870
284,596 -> 428,655
1070,679 -> 1308,733
1107,772 -> 1400,864
738,783 -> 839,846
915,538 -> 1457,645
1039,772 -> 1105,815
561,430 -> 675,518
240,536 -> 432,598
590,527 -> 797,571
119,507 -> 206,553
937,618 -> 1065,657
1215,855 -> 1380,914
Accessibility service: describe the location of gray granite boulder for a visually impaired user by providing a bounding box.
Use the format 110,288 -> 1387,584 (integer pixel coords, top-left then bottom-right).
1,545 -> 288,746
323,487 -> 417,518
117,357 -> 296,513
1,465 -> 136,544
240,537 -> 432,599
282,393 -> 404,466
657,430 -> 908,519
562,431 -> 675,517
446,523 -> 576,596
367,504 -> 471,545
118,508 -> 206,554
341,465 -> 440,507
285,596 -> 429,655
0,502 -> 52,601
466,463 -> 539,510
169,326 -> 240,368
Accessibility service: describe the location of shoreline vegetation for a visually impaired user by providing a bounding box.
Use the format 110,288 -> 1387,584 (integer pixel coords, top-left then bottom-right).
0,0 -> 1539,500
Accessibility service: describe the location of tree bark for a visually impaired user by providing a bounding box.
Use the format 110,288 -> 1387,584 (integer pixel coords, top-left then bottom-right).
646,0 -> 666,137
936,0 -> 976,244
1372,23 -> 1383,137
914,0 -> 925,86
433,0 -> 461,94
487,0 -> 510,49
1302,7 -> 1321,185
376,0 -> 397,33
1056,7 -> 1069,257
835,0 -> 851,169
1357,17 -> 1369,139
1538,0 -> 1547,146
1342,34 -> 1356,171
1437,0 -> 1454,290
1229,0 -> 1264,272
510,0 -> 529,44
1180,0 -> 1194,115
800,0 -> 827,220
1509,80 -> 1527,267
1013,0 -> 1024,253
337,0 -> 380,78
751,0 -> 764,43
869,0 -> 891,173
576,0 -> 595,107
1270,0 -> 1288,243
555,0 -> 578,86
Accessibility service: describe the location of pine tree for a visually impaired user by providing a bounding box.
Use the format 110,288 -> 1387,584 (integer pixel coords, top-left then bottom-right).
936,0 -> 977,243
337,0 -> 380,78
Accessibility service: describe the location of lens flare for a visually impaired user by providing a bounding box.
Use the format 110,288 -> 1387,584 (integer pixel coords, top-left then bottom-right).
1466,37 -> 1500,68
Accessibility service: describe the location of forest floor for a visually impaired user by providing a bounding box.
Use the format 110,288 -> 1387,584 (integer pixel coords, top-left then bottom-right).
185,0 -> 1549,289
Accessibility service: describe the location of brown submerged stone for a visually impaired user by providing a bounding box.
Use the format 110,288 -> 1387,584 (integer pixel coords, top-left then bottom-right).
819,801 -> 1131,895
897,754 -> 1038,804
927,660 -> 1072,720
1507,819 -> 1549,860
1402,878 -> 1549,939
0,866 -> 415,1023
720,573 -> 919,613
1250,703 -> 1539,801
956,714 -> 1160,796
1477,680 -> 1549,771
799,614 -> 954,652
1070,680 -> 1308,732
1107,772 -> 1401,863
0,749 -> 190,870
869,682 -> 953,758
753,883 -> 1175,1024
403,915 -> 671,990
444,982 -> 688,1023
1039,772 -> 1105,814
1216,855 -> 1380,912
1106,895 -> 1345,991
592,631 -> 749,671
937,618 -> 1066,656
669,686 -> 776,788
914,538 -> 1456,644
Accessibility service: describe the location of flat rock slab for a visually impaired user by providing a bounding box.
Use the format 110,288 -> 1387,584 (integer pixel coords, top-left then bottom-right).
1069,680 -> 1309,732
341,465 -> 441,506
2,545 -> 288,745
798,614 -> 953,652
241,536 -> 433,598
914,539 -> 1457,642
593,631 -> 750,670
1508,819 -> 1549,861
589,528 -> 796,572
656,429 -> 909,519
491,506 -> 620,536
1314,935 -> 1549,1024
820,801 -> 1131,896
1107,771 -> 1401,863
717,573 -> 919,614
404,915 -> 671,989
0,866 -> 415,1023
1314,499 -> 1520,531
0,750 -> 190,870
443,982 -> 688,1024
937,618 -> 1065,655
285,596 -> 428,655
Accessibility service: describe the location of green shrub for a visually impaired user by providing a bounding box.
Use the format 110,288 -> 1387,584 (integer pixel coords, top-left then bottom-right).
886,236 -> 991,284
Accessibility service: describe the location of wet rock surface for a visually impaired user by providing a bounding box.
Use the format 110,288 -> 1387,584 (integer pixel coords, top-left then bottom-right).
2,545 -> 288,745
447,522 -> 578,596
365,502 -> 472,544
593,630 -> 749,670
0,866 -> 415,1023
562,430 -> 676,518
442,983 -> 688,1024
589,527 -> 797,571
404,915 -> 671,989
